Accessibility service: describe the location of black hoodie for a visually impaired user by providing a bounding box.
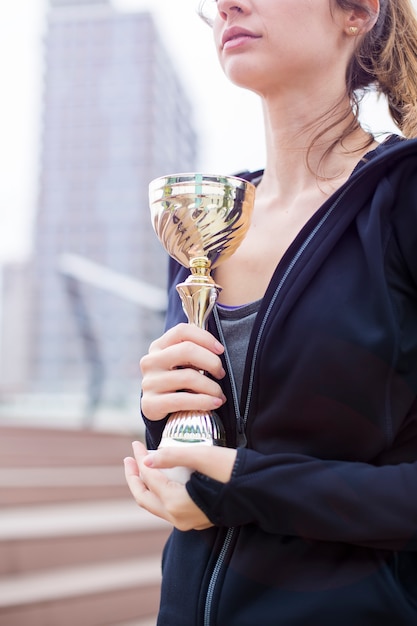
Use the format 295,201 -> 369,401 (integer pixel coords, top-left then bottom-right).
144,136 -> 417,626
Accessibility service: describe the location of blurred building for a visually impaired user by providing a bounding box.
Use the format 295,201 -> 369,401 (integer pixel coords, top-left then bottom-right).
0,263 -> 32,393
0,0 -> 197,405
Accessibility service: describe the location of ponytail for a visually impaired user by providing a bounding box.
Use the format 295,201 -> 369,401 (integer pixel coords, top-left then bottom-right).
345,0 -> 417,138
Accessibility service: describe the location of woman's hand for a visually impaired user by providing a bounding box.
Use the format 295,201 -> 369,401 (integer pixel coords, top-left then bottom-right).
140,323 -> 227,422
124,440 -> 237,531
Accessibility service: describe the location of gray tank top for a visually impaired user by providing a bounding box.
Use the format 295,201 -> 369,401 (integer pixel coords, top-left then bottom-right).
216,299 -> 262,401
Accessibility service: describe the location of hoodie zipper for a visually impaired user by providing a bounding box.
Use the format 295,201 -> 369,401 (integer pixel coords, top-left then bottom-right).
203,526 -> 235,626
213,306 -> 247,447
203,179 -> 356,626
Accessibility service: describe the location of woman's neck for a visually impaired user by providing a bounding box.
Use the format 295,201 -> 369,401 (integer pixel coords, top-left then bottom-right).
257,93 -> 375,203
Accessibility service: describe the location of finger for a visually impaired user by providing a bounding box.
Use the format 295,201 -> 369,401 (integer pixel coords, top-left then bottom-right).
141,341 -> 226,381
129,441 -> 156,486
150,323 -> 224,355
131,440 -> 148,460
134,443 -> 191,495
124,455 -> 140,478
142,367 -> 226,414
141,390 -> 226,425
142,367 -> 226,397
124,455 -> 174,519
132,441 -> 173,489
123,456 -> 149,499
140,363 -> 227,421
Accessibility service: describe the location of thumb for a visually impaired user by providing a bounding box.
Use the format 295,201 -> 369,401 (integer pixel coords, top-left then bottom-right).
142,447 -> 193,469
143,446 -> 237,483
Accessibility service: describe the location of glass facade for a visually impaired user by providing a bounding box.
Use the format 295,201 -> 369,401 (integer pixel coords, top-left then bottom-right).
30,2 -> 198,402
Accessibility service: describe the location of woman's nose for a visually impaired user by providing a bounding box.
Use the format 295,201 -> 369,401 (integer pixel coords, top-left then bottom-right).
216,0 -> 247,21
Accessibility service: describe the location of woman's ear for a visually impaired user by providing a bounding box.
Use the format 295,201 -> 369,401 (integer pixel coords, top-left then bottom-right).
344,0 -> 380,36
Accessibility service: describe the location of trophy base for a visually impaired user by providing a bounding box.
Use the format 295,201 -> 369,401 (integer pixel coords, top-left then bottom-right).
159,409 -> 226,447
160,465 -> 192,484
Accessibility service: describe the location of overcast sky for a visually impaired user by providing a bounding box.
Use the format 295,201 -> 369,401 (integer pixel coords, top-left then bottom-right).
0,0 -> 399,265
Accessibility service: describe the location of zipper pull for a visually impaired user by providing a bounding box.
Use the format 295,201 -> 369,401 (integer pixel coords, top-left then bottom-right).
236,416 -> 247,448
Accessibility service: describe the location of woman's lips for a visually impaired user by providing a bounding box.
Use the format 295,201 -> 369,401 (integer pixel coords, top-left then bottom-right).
222,27 -> 260,50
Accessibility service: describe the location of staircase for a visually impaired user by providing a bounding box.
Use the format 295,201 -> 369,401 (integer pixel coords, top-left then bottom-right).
0,426 -> 171,626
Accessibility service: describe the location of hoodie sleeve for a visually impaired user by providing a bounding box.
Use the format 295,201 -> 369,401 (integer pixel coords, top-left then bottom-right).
143,414 -> 169,450
187,447 -> 417,551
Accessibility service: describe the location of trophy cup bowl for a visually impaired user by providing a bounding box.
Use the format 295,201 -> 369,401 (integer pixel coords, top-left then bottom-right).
148,173 -> 256,481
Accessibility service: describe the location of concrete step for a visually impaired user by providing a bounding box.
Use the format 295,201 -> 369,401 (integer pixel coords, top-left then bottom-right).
0,499 -> 171,575
0,425 -> 165,625
0,425 -> 139,468
0,464 -> 130,506
0,557 -> 162,626
116,620 -> 156,626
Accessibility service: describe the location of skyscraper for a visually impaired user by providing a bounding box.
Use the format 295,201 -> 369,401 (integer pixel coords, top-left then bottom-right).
28,0 -> 198,403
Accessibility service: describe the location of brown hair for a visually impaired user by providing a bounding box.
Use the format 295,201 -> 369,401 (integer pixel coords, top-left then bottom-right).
339,0 -> 417,138
309,0 -> 417,177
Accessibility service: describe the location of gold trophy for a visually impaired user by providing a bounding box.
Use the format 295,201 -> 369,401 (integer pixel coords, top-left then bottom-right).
149,173 -> 255,480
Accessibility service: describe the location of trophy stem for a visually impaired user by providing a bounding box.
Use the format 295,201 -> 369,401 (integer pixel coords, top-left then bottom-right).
159,255 -> 226,471
176,257 -> 220,329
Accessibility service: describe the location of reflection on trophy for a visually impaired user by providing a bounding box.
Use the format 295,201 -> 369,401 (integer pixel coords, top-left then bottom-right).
148,173 -> 255,475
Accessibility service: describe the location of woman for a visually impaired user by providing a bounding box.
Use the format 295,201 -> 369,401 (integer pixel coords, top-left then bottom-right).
124,0 -> 417,624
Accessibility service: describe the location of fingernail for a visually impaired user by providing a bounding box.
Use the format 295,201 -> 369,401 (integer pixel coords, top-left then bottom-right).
214,340 -> 224,354
143,451 -> 157,467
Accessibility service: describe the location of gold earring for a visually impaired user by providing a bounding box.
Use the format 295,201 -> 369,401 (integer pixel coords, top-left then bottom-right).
349,26 -> 358,35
